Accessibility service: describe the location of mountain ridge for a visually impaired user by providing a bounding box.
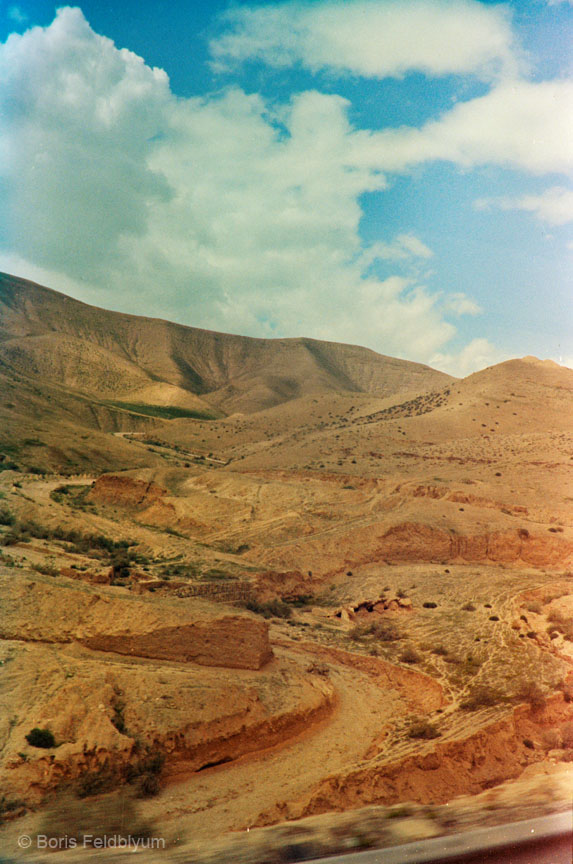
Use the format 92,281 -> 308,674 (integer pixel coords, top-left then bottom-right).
0,271 -> 454,415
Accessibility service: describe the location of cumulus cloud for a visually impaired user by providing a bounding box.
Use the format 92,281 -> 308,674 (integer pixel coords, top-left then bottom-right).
475,186 -> 573,225
0,7 -> 482,366
2,6 -> 568,376
210,0 -> 519,80
0,7 -> 171,280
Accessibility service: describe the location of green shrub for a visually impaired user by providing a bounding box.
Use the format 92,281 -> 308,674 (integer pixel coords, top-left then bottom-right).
26,727 -> 55,748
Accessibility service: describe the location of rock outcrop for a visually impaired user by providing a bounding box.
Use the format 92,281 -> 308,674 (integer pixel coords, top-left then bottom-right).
0,570 -> 272,670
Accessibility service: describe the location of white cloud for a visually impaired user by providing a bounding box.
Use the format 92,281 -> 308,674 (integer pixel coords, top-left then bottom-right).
356,80 -> 573,175
475,186 -> 573,225
7,7 -> 571,376
442,293 -> 482,316
0,9 -> 478,366
431,338 -> 510,377
359,233 -> 433,269
0,7 -> 171,280
211,0 -> 520,81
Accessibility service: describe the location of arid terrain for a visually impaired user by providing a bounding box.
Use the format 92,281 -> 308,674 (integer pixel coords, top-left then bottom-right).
0,273 -> 572,862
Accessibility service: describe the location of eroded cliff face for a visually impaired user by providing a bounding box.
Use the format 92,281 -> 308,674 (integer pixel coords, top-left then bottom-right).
258,520 -> 573,576
369,523 -> 573,568
0,637 -> 334,804
88,474 -> 573,577
255,690 -> 573,826
0,571 -> 272,670
86,474 -> 167,509
0,568 -> 336,804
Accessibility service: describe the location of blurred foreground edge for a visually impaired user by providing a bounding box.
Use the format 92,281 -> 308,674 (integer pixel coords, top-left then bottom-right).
304,810 -> 572,864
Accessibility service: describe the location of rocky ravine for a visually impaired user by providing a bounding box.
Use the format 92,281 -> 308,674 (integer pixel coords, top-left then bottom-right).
0,568 -> 332,804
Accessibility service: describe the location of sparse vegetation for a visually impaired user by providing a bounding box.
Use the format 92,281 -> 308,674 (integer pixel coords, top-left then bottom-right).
407,720 -> 440,739
0,506 -> 15,526
25,728 -> 55,749
32,562 -> 59,576
349,621 -> 400,642
460,685 -> 503,711
107,401 -> 217,421
244,599 -> 292,619
399,646 -> 421,664
514,681 -> 546,710
41,790 -> 156,846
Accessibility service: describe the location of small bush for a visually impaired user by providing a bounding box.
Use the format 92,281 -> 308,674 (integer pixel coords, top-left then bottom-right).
33,563 -> 59,577
400,646 -> 421,664
349,623 -> 372,641
136,773 -> 160,798
562,722 -> 573,749
407,720 -> 440,739
515,681 -> 546,710
372,621 -> 401,642
460,686 -> 502,711
432,645 -> 449,656
125,753 -> 164,799
25,727 -> 55,748
245,599 -> 292,619
27,465 -> 47,476
76,769 -> 118,799
462,603 -> 476,612
0,506 -> 15,526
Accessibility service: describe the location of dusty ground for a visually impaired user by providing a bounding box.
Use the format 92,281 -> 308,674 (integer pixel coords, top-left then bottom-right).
0,354 -> 572,862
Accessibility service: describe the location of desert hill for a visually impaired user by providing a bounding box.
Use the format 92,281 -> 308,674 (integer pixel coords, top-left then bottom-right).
0,273 -> 572,862
0,272 -> 452,417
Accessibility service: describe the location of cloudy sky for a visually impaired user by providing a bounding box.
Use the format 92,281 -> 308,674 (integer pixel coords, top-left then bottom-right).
0,0 -> 571,375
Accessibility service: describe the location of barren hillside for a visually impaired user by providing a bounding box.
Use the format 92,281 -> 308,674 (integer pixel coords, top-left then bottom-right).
0,273 -> 571,863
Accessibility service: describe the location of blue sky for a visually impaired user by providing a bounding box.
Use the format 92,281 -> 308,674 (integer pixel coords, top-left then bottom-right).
0,0 -> 571,375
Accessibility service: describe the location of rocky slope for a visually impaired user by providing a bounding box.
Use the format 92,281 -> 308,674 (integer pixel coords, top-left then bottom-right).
0,272 -> 452,416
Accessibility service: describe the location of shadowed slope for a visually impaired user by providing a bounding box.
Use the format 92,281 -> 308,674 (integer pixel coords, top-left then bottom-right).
0,272 -> 453,416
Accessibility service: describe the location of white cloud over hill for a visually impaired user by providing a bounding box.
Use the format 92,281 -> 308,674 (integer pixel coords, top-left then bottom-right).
0,4 -> 571,376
